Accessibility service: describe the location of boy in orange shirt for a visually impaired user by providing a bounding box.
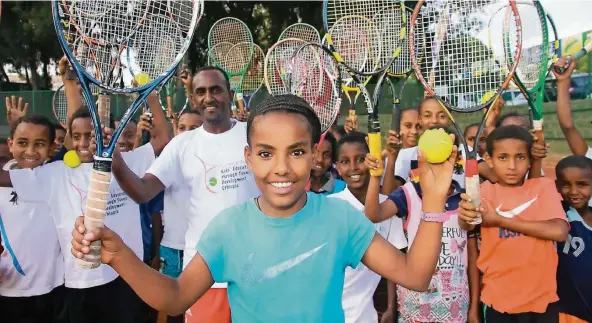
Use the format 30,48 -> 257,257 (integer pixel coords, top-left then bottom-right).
458,125 -> 568,323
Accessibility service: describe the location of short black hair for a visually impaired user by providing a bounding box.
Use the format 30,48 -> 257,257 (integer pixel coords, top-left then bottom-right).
322,131 -> 338,162
54,123 -> 66,133
486,125 -> 533,157
247,94 -> 321,145
194,66 -> 231,92
68,107 -> 91,134
335,125 -> 347,138
180,109 -> 201,117
417,96 -> 438,114
337,131 -> 369,156
464,122 -> 480,137
556,155 -> 592,179
10,114 -> 56,143
495,112 -> 528,128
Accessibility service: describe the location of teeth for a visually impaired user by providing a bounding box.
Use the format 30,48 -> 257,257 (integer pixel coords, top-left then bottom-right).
314,165 -> 323,169
271,182 -> 293,188
350,175 -> 360,181
24,158 -> 36,162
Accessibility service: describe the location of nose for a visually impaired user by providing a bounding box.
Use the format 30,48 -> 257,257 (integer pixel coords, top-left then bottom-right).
80,136 -> 90,148
274,154 -> 290,176
508,158 -> 516,170
26,144 -> 36,155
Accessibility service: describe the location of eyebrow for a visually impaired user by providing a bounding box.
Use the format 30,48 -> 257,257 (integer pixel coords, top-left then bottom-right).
255,141 -> 309,150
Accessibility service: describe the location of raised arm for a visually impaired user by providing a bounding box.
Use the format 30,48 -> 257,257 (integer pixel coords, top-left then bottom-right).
380,130 -> 402,195
553,57 -> 588,155
145,91 -> 171,155
71,217 -> 212,316
111,149 -> 165,204
363,141 -> 457,291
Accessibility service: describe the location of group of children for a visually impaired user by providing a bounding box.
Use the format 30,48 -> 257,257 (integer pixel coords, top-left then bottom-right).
0,53 -> 590,323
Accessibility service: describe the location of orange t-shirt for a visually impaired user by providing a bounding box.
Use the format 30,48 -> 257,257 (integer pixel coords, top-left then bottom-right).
477,177 -> 567,314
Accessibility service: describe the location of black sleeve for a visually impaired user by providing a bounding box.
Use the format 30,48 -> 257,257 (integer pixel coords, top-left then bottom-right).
48,146 -> 67,163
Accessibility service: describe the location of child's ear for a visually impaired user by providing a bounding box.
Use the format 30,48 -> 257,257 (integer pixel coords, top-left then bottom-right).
7,138 -> 13,151
485,152 -> 493,169
244,145 -> 252,170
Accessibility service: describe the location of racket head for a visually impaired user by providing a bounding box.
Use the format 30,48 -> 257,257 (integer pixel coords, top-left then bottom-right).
264,38 -> 307,96
53,0 -> 203,94
52,85 -> 68,127
223,41 -> 255,92
208,17 -> 254,77
242,44 -> 265,108
288,42 -> 341,134
409,0 -> 522,113
279,23 -> 321,43
372,3 -> 408,74
323,0 -> 401,33
325,15 -> 383,79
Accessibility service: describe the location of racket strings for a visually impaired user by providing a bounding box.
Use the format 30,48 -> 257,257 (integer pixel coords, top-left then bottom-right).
413,0 -> 514,112
242,45 -> 265,95
328,16 -> 382,83
265,38 -> 306,95
59,0 -> 200,91
53,86 -> 68,125
511,2 -> 547,89
290,45 -> 340,133
279,23 -> 321,43
373,5 -> 406,73
208,18 -> 253,67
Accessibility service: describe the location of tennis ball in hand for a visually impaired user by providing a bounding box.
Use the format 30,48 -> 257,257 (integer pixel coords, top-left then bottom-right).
63,150 -> 82,168
134,72 -> 151,86
418,129 -> 453,164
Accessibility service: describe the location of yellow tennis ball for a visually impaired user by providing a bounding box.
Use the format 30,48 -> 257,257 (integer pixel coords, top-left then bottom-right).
134,72 -> 151,86
481,91 -> 496,104
418,129 -> 453,164
63,150 -> 82,168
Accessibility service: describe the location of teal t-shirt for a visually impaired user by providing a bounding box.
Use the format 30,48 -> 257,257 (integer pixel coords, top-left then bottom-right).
196,192 -> 376,323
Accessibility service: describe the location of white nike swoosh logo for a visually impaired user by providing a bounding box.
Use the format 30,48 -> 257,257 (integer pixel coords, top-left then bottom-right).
260,243 -> 326,281
496,196 -> 538,218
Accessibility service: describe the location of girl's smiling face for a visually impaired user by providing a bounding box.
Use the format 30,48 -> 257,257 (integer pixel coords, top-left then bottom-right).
399,109 -> 421,148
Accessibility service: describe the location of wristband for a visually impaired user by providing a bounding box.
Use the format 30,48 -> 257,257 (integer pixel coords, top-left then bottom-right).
421,212 -> 447,223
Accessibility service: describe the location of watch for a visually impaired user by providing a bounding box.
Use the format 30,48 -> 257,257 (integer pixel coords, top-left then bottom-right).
421,212 -> 448,223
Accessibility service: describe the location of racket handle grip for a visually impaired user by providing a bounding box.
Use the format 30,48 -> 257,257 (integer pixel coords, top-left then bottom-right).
465,160 -> 482,225
368,132 -> 383,177
76,169 -> 112,269
141,112 -> 153,145
236,93 -> 246,114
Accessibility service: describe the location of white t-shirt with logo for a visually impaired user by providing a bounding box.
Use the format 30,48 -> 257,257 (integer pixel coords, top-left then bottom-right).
329,188 -> 407,323
161,184 -> 189,250
146,122 -> 260,288
0,162 -> 64,297
9,144 -> 155,288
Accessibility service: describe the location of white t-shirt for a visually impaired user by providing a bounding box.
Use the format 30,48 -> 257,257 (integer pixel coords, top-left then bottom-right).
146,122 -> 260,288
9,144 -> 155,289
393,146 -> 469,188
161,185 -> 189,250
329,188 -> 407,323
0,162 -> 64,297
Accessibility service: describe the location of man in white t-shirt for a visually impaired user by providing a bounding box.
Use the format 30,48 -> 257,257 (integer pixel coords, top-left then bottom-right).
110,66 -> 260,323
0,102 -> 169,323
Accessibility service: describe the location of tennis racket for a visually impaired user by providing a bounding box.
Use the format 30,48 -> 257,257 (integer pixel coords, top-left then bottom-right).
54,0 -> 203,269
371,5 -> 421,146
288,42 -> 342,190
264,38 -> 307,95
279,23 -> 321,43
323,15 -> 382,123
208,18 -> 254,116
242,44 -> 265,109
410,0 -> 522,224
53,85 -> 68,127
504,1 -> 550,144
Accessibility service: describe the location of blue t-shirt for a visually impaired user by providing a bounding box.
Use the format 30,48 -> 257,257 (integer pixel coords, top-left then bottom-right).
556,203 -> 592,322
196,192 -> 376,323
139,191 -> 164,262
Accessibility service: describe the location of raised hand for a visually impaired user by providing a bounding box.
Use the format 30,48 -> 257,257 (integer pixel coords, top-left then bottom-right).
552,56 -> 576,82
417,134 -> 458,203
6,96 -> 29,126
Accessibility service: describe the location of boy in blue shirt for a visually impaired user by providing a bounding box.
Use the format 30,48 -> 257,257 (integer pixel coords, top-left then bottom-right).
71,94 -> 458,322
